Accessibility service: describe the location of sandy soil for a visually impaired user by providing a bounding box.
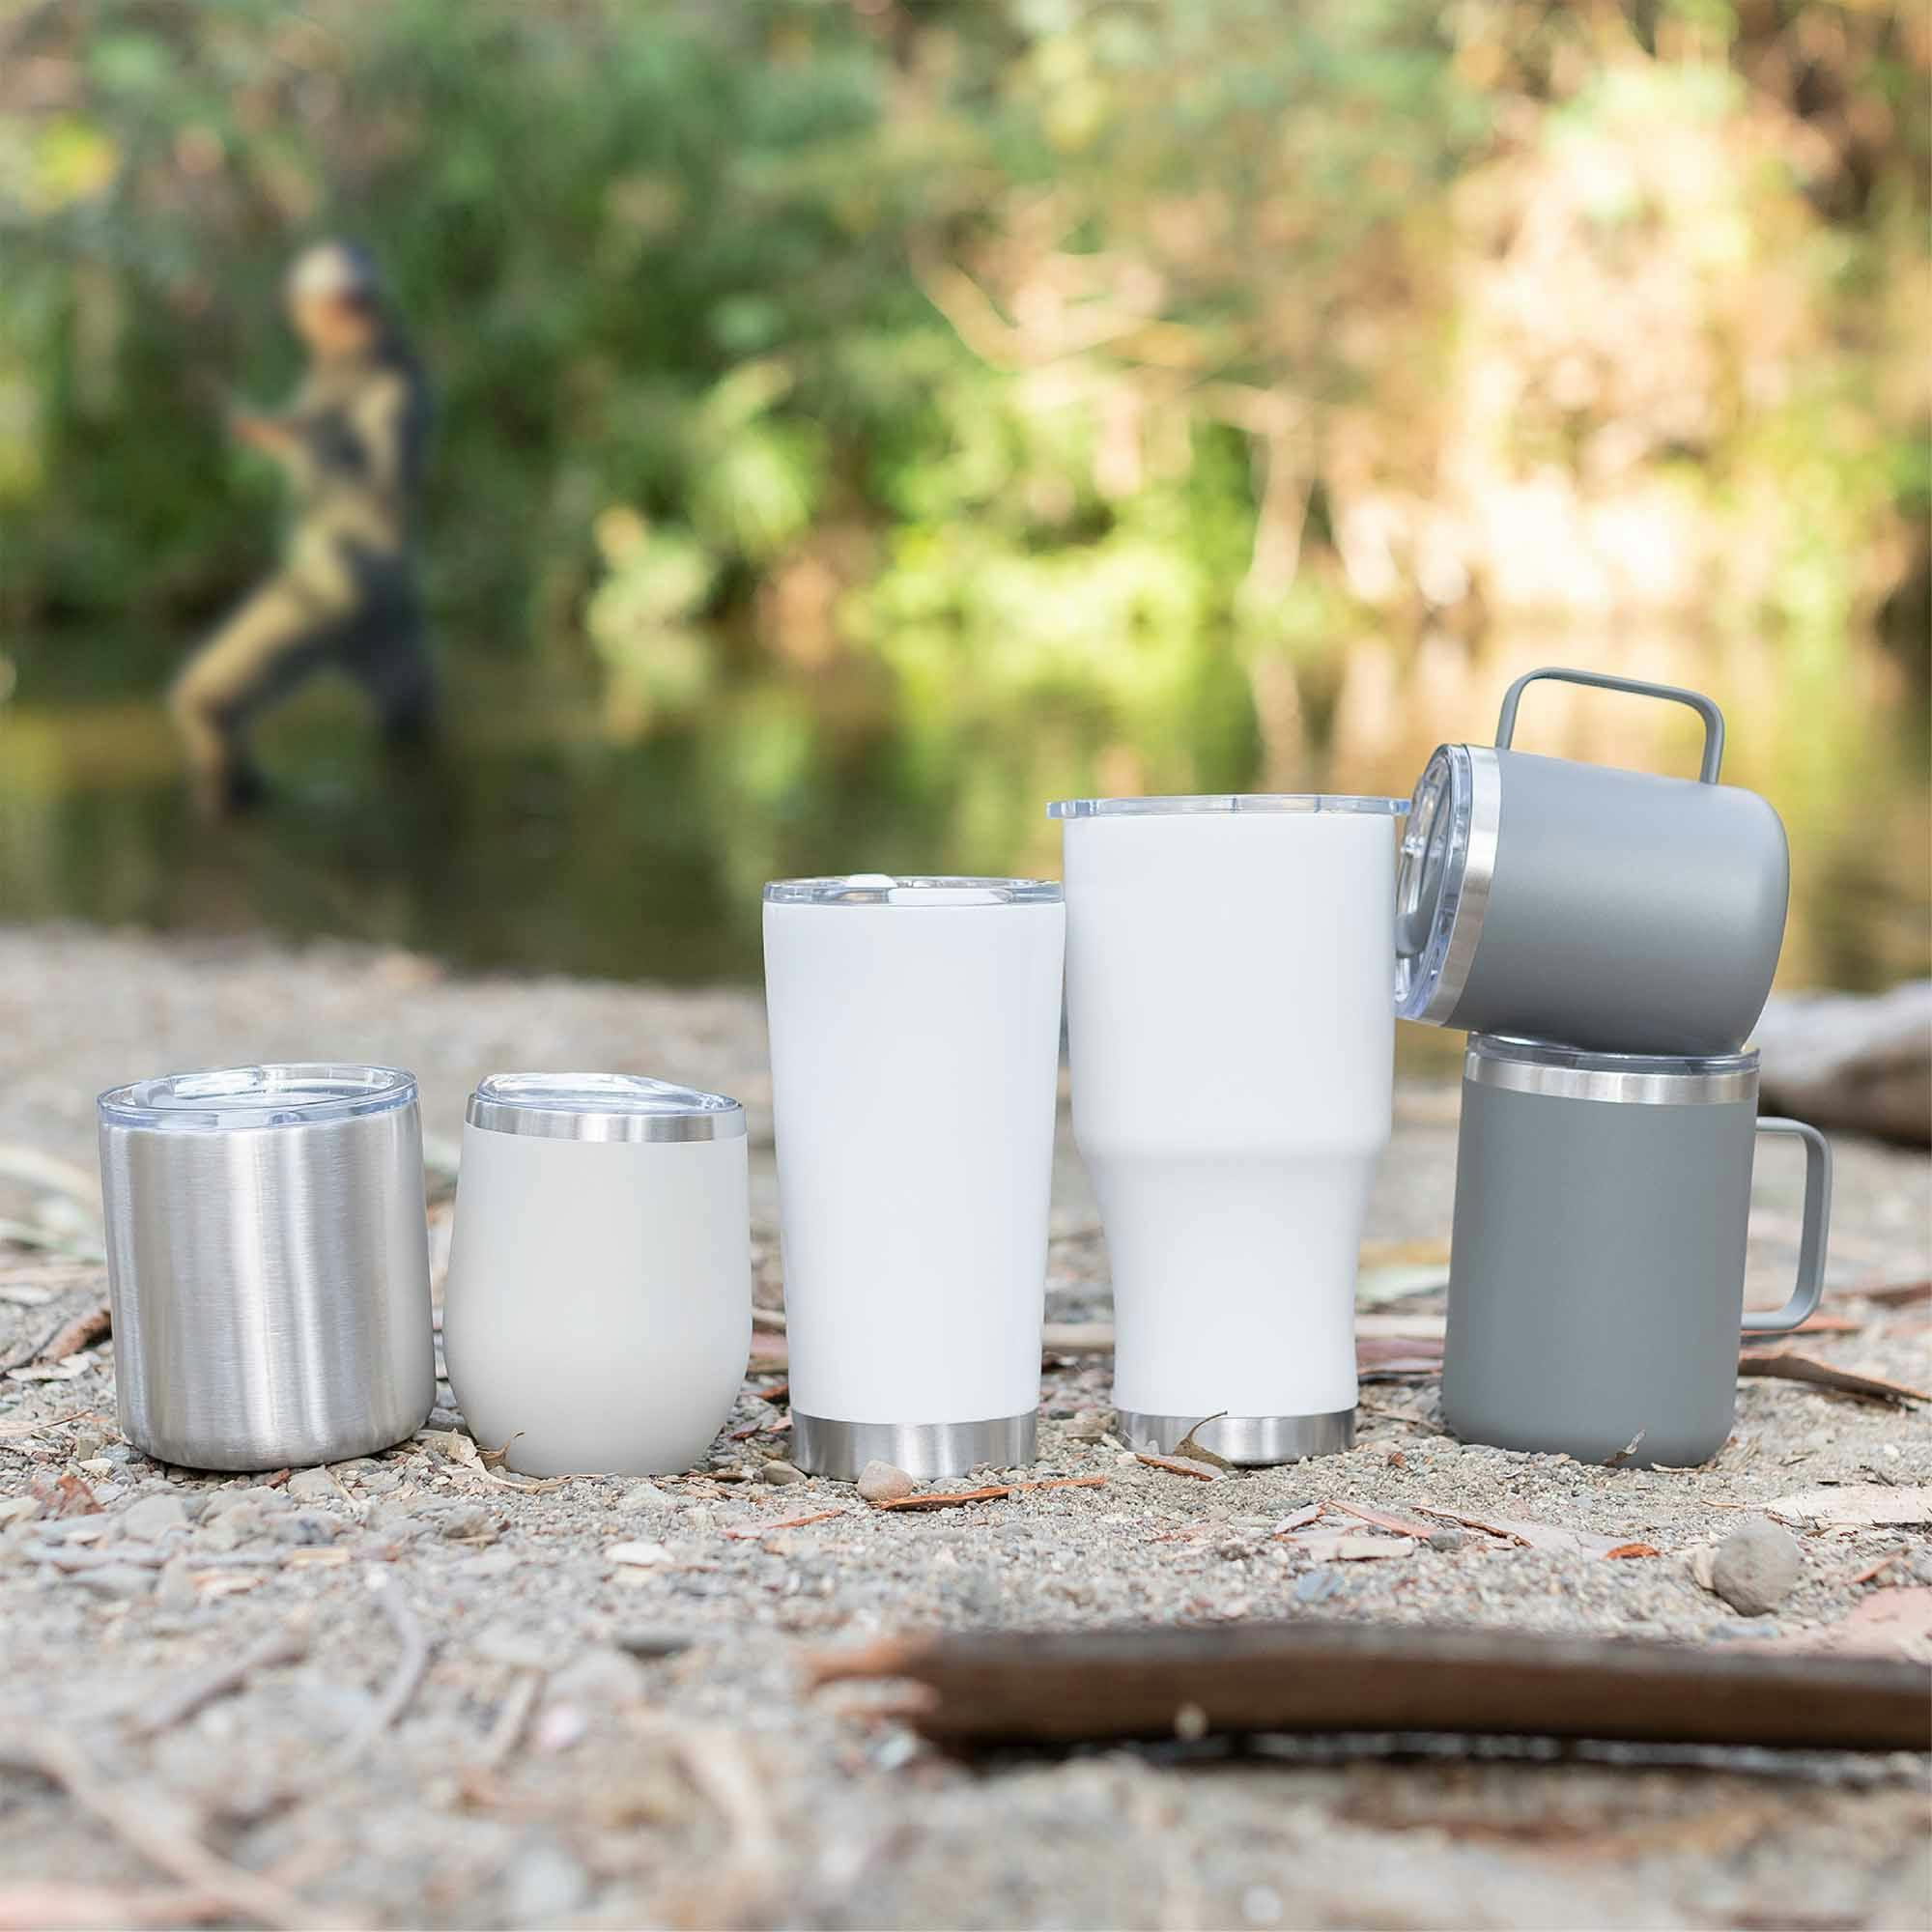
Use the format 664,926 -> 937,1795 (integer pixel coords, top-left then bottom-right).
0,925 -> 1926,1931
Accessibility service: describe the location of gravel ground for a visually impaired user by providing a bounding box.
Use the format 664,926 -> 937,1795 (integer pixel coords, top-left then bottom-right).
0,924 -> 1927,1931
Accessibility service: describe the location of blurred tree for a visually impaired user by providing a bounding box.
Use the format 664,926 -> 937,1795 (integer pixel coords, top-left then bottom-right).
0,0 -> 1923,821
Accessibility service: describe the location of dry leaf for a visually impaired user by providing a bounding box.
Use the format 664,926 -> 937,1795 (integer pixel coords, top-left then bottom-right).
1764,1485 -> 1932,1528
1603,1543 -> 1662,1559
1134,1453 -> 1219,1483
1168,1413 -> 1236,1471
722,1510 -> 844,1539
1270,1505 -> 1324,1535
1759,1587 -> 1932,1658
1329,1498 -> 1438,1539
608,1541 -> 673,1568
1738,1350 -> 1929,1406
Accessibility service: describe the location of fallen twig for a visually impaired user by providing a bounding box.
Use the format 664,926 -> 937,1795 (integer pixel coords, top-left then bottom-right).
873,1476 -> 1105,1513
1328,1498 -> 1437,1539
1134,1453 -> 1218,1482
722,1510 -> 845,1538
0,1728 -> 328,1931
806,1621 -> 1932,1753
1854,1277 -> 1930,1306
128,1626 -> 308,1739
1738,1350 -> 1929,1406
479,1668 -> 543,1770
0,1303 -> 110,1374
0,1882 -> 229,1930
326,1575 -> 429,1774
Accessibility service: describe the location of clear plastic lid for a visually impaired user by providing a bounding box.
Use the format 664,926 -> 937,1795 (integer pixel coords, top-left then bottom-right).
466,1072 -> 746,1142
98,1063 -> 416,1132
1467,1036 -> 1758,1078
1394,744 -> 1497,1025
1048,794 -> 1407,818
763,874 -> 1063,907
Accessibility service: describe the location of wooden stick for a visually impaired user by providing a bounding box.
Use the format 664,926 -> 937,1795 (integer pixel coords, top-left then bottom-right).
0,1304 -> 109,1373
128,1626 -> 308,1739
0,1882 -> 229,1930
808,1622 -> 1931,1754
1738,1349 -> 1929,1405
0,1729 -> 329,1931
326,1575 -> 429,1774
873,1476 -> 1105,1513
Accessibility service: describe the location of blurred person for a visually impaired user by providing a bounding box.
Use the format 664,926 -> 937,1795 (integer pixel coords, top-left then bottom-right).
171,242 -> 434,816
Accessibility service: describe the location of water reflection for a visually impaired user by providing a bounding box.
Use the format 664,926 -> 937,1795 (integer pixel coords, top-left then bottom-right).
1,635 -> 1924,995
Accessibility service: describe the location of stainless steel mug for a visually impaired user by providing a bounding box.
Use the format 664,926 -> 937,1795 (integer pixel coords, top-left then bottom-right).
99,1065 -> 436,1470
1395,668 -> 1789,1054
1442,1035 -> 1832,1467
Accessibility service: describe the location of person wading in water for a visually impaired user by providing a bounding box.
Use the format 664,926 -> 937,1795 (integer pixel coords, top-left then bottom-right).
171,241 -> 434,816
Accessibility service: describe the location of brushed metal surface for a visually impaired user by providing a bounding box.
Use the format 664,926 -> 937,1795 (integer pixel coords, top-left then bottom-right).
1464,1037 -> 1759,1107
789,1411 -> 1037,1482
1116,1408 -> 1355,1464
99,1100 -> 435,1470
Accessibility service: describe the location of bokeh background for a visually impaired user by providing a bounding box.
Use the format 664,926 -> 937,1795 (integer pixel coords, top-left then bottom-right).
2,0 -> 1926,991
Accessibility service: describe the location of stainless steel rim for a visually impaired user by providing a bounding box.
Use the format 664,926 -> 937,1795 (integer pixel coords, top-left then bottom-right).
1414,744 -> 1500,1025
1116,1408 -> 1355,1465
1047,795 -> 1408,819
1465,1041 -> 1759,1107
790,1412 -> 1037,1481
466,1073 -> 746,1142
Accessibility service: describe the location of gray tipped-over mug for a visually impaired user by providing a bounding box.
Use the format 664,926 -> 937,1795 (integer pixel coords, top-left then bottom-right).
1396,667 -> 1788,1055
99,1064 -> 436,1470
1442,1035 -> 1832,1468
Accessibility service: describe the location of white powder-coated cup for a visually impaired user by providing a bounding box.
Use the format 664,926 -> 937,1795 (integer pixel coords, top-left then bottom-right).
442,1073 -> 750,1477
1050,796 -> 1406,1463
763,876 -> 1065,1481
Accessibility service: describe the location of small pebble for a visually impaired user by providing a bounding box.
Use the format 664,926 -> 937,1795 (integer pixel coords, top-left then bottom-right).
760,1461 -> 807,1487
118,1493 -> 187,1544
155,1555 -> 198,1612
72,1563 -> 155,1600
284,1468 -> 338,1504
856,1461 -> 914,1503
269,1510 -> 344,1546
611,1627 -> 696,1660
1428,1527 -> 1464,1552
1709,1518 -> 1804,1615
502,1843 -> 590,1922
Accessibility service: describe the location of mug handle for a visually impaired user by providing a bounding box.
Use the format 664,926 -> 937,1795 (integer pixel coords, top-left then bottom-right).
1494,667 -> 1726,784
1741,1118 -> 1833,1335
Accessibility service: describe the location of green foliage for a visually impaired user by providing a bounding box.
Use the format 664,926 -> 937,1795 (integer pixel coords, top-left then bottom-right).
0,0 -> 1924,810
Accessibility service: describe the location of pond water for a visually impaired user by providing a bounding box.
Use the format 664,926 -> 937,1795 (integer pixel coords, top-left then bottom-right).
3,635 -> 1925,1004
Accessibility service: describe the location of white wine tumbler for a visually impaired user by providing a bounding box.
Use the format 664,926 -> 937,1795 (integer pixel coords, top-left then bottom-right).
763,876 -> 1065,1480
442,1073 -> 751,1477
1050,795 -> 1406,1463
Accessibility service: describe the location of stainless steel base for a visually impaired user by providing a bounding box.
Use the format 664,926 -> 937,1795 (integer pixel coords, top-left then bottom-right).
790,1411 -> 1037,1482
1116,1407 -> 1355,1465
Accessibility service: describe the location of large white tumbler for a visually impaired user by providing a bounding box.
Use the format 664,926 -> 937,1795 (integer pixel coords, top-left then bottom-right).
763,875 -> 1065,1480
1050,795 -> 1406,1463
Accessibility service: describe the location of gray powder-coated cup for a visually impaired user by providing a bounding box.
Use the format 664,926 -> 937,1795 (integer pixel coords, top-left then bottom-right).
1396,668 -> 1789,1055
1442,1035 -> 1832,1469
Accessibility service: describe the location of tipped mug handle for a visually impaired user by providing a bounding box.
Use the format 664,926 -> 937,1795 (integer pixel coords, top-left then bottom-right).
1741,1117 -> 1833,1335
1494,667 -> 1726,784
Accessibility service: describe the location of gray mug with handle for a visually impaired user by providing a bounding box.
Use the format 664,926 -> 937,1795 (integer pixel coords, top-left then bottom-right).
1442,1035 -> 1832,1468
1396,667 -> 1789,1054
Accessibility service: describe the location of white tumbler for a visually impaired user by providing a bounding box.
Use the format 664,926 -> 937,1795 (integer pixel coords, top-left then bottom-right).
442,1073 -> 751,1477
763,876 -> 1065,1480
1049,795 -> 1406,1463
